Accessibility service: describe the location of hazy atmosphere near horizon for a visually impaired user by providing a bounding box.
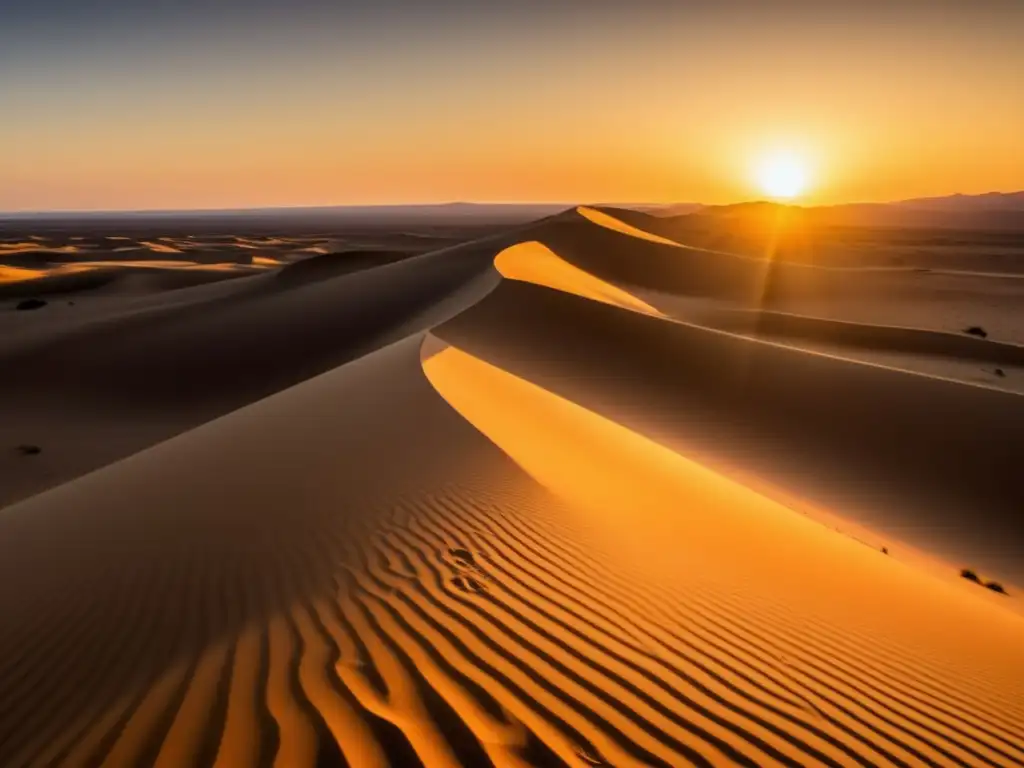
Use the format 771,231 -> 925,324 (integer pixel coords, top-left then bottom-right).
4,0 -> 1024,211
2,3 -> 1023,767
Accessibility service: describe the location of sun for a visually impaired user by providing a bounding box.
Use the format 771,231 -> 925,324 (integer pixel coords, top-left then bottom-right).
754,150 -> 810,200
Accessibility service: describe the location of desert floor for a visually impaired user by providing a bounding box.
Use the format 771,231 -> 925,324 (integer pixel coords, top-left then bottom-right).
1,207 -> 1022,766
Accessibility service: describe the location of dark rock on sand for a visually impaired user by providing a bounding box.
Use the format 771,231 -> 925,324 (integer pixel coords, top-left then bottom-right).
15,298 -> 48,311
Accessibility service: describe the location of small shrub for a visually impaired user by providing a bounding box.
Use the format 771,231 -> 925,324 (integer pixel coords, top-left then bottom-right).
963,326 -> 988,338
984,581 -> 1007,595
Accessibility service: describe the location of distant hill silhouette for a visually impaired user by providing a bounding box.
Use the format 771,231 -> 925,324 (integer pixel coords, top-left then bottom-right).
892,191 -> 1024,213
653,192 -> 1024,231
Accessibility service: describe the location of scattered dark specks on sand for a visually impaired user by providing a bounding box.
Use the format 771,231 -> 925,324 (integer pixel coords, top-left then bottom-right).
962,325 -> 988,338
15,298 -> 47,311
16,444 -> 42,456
960,568 -> 981,583
994,368 -> 1006,377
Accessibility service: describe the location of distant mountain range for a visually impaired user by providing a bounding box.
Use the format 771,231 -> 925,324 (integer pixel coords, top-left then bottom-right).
889,191 -> 1024,212
652,192 -> 1024,231
6,194 -> 1023,232
0,202 -> 573,223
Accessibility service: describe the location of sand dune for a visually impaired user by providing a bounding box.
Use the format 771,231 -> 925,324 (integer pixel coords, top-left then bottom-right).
0,238 -> 503,508
0,261 -> 269,302
0,265 -> 46,284
0,229 -> 464,302
275,248 -> 416,286
645,300 -> 1024,367
632,299 -> 1024,392
0,206 -> 1021,766
493,240 -> 659,314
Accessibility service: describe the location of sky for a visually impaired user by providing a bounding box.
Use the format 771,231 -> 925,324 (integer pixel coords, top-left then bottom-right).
2,0 -> 1023,211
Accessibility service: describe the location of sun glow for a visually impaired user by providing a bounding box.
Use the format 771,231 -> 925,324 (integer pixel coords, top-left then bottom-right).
754,150 -> 810,200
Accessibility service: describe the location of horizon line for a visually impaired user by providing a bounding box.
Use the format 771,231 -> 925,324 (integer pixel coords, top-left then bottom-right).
2,189 -> 1022,218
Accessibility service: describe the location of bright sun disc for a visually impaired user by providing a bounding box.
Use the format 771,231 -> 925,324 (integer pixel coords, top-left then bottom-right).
755,151 -> 809,199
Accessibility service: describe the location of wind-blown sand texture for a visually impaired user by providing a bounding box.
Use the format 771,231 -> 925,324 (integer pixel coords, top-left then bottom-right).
0,207 -> 1022,767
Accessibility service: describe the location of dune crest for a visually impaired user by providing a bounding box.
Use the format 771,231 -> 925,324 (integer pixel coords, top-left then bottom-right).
576,206 -> 683,246
494,240 -> 659,314
0,264 -> 45,284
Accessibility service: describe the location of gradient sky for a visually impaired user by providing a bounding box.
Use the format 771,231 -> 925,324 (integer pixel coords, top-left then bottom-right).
3,0 -> 1023,211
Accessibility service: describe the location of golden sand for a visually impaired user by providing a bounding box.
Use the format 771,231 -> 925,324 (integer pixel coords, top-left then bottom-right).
0,207 -> 1021,766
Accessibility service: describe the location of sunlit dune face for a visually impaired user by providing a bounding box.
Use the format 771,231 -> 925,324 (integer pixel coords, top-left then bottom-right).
754,150 -> 810,200
494,240 -> 660,315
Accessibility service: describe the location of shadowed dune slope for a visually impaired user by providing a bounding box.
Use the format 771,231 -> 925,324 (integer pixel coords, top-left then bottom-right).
0,209 -> 1022,766
550,208 -> 1024,325
532,207 -> 776,303
435,277 -> 1024,583
644,300 -> 1024,368
533,207 -> 924,313
0,262 -> 271,302
548,208 -> 1024,359
0,239 -> 501,508
0,252 -> 81,269
274,248 -> 415,286
0,267 -> 131,299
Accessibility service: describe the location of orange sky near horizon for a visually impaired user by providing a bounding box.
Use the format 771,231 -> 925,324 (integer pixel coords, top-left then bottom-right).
3,2 -> 1022,211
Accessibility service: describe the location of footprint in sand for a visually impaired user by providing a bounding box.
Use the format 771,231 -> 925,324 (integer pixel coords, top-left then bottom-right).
447,547 -> 491,594
451,574 -> 488,594
573,743 -> 608,765
448,547 -> 477,567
